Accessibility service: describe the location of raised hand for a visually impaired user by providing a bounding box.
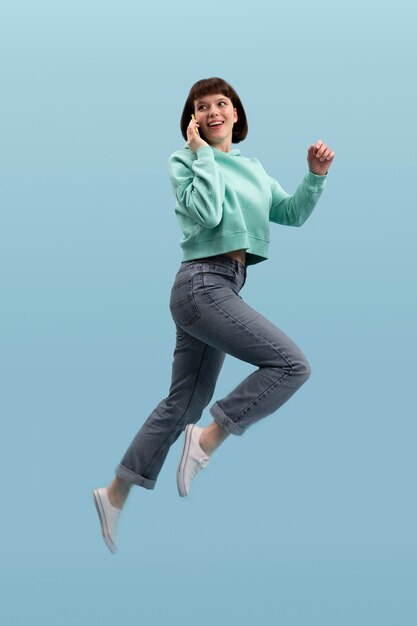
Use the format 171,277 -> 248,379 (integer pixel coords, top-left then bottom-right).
307,140 -> 335,175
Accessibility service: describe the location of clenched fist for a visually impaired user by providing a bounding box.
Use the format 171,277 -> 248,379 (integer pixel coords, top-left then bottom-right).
307,140 -> 335,175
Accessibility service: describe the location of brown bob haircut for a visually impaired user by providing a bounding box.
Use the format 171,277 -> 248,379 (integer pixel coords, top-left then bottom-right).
180,77 -> 248,144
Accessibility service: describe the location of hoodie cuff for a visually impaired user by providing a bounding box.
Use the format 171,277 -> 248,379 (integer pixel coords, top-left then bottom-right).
306,169 -> 327,189
196,146 -> 214,160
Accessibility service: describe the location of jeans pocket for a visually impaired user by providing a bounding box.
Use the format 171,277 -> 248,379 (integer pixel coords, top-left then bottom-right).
169,274 -> 201,327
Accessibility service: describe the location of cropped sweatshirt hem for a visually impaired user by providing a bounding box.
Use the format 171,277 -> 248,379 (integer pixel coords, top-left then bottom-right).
168,143 -> 327,267
180,231 -> 268,265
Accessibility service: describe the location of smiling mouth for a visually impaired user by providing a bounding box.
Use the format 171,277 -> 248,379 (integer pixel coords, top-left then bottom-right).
207,122 -> 224,130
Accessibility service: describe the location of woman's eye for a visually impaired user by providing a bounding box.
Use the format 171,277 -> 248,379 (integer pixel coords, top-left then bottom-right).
198,101 -> 227,110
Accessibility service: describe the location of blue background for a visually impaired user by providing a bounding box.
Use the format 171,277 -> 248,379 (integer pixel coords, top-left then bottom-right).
1,0 -> 416,624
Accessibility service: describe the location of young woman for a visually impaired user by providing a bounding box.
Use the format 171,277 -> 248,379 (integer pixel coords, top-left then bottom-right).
93,77 -> 335,554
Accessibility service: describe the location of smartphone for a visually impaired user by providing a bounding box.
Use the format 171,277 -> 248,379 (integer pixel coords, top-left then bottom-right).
191,113 -> 200,135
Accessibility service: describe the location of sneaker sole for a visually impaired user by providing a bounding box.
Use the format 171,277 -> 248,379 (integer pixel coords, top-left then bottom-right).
92,489 -> 117,554
177,424 -> 194,497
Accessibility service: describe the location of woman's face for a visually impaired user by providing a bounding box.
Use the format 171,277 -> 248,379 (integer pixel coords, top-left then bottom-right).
193,93 -> 238,148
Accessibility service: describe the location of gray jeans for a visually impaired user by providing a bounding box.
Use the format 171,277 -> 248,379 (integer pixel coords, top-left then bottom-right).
115,255 -> 311,489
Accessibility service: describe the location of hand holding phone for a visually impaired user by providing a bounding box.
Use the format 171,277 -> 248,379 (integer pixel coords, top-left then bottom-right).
187,114 -> 210,153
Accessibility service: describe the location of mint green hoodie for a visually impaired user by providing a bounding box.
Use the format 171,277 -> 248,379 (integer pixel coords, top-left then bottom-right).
167,143 -> 327,266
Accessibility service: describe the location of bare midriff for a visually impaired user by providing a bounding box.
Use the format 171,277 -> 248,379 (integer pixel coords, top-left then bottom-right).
222,249 -> 246,266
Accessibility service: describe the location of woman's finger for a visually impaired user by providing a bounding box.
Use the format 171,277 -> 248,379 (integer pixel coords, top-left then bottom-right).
315,143 -> 327,159
188,118 -> 200,135
314,140 -> 324,154
318,148 -> 331,161
187,121 -> 198,136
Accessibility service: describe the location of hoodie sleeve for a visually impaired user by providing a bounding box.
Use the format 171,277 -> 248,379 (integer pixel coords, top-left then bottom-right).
167,146 -> 225,229
268,170 -> 327,227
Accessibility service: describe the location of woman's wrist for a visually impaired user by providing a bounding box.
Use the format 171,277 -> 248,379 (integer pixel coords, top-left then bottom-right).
309,169 -> 327,176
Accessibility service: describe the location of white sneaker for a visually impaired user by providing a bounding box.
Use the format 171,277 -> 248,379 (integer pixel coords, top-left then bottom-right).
92,487 -> 121,554
177,424 -> 210,497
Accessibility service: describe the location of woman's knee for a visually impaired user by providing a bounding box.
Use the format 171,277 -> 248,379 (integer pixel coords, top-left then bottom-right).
293,354 -> 311,384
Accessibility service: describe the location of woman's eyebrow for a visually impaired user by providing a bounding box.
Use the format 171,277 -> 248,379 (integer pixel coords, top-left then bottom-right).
196,97 -> 228,105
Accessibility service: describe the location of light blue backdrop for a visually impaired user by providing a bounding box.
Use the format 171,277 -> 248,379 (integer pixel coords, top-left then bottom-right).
1,0 -> 416,624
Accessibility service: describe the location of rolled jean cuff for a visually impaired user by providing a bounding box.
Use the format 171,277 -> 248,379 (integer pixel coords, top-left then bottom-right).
115,464 -> 156,490
210,402 -> 246,436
